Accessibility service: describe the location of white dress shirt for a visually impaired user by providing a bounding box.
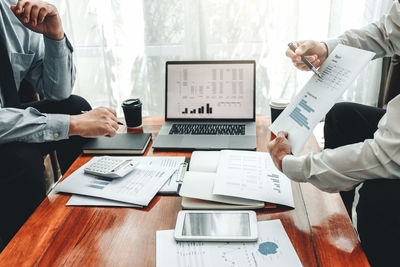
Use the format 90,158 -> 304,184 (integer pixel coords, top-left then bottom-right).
282,2 -> 400,192
0,0 -> 75,144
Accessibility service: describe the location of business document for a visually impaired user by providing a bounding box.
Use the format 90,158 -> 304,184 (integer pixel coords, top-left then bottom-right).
156,219 -> 302,267
212,150 -> 294,208
270,44 -> 375,155
56,157 -> 176,206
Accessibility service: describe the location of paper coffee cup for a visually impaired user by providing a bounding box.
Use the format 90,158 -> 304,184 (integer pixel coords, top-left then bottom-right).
122,98 -> 142,128
269,99 -> 289,123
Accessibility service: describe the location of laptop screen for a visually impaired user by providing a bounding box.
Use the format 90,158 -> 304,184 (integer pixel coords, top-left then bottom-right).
166,61 -> 255,120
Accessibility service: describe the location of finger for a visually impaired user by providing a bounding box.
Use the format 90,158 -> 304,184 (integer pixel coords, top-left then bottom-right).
296,40 -> 316,56
105,107 -> 117,117
291,56 -> 302,64
294,62 -> 309,71
304,55 -> 317,62
111,121 -> 119,131
38,7 -> 48,23
15,0 -> 27,14
285,48 -> 297,59
277,131 -> 287,138
30,5 -> 40,26
106,126 -> 117,137
22,1 -> 33,24
103,109 -> 118,123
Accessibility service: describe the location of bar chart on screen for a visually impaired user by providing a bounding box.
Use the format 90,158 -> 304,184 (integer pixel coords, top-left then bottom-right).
270,44 -> 375,155
167,63 -> 254,119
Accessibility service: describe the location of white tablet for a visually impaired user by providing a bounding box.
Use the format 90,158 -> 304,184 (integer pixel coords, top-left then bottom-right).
174,210 -> 258,242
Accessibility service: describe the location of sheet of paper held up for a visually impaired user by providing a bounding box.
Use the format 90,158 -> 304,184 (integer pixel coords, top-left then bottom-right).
156,219 -> 302,267
56,157 -> 176,206
212,150 -> 294,208
270,44 -> 375,155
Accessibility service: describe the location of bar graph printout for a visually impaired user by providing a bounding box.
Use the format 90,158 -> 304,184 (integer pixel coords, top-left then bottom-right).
212,150 -> 294,208
270,44 -> 375,155
156,220 -> 302,267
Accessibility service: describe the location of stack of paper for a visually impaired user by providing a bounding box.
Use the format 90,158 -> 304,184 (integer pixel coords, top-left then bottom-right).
179,150 -> 294,209
156,219 -> 302,267
55,156 -> 185,207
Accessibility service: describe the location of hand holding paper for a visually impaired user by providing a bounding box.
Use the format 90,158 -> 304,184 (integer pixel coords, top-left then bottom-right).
270,44 -> 375,156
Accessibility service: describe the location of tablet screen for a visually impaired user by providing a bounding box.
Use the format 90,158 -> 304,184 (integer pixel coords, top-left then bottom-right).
182,212 -> 250,237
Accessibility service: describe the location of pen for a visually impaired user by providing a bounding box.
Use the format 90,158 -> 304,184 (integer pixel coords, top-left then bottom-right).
81,111 -> 124,126
288,42 -> 322,78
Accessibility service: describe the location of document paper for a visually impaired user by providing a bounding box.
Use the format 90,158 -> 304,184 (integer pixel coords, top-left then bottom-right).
56,157 -> 176,206
213,150 -> 294,207
156,219 -> 302,267
270,44 -> 375,155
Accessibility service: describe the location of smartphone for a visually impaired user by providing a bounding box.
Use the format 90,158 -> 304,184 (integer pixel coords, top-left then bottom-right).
174,210 -> 258,242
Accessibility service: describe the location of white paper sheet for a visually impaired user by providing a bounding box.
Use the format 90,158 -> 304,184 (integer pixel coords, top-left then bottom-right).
140,156 -> 186,194
189,151 -> 220,172
179,171 -> 264,206
156,219 -> 302,267
66,194 -> 141,207
269,44 -> 375,155
212,150 -> 294,207
55,157 -> 176,206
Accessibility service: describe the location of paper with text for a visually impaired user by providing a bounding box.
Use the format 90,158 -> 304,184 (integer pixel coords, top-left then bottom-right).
56,157 -> 176,206
270,44 -> 375,155
156,219 -> 302,267
212,150 -> 294,207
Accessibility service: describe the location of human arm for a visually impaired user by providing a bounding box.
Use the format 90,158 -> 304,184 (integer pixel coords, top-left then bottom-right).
325,2 -> 400,59
0,107 -> 119,144
10,0 -> 75,100
269,96 -> 400,193
286,2 -> 400,71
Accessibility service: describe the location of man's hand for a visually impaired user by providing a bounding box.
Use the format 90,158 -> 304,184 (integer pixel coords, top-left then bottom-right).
267,131 -> 292,172
69,107 -> 119,138
286,40 -> 328,71
10,0 -> 64,40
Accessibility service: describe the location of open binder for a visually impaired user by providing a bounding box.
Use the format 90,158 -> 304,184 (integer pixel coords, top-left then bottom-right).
177,151 -> 294,209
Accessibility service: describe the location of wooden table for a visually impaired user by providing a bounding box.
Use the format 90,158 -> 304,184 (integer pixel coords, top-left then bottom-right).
0,116 -> 369,266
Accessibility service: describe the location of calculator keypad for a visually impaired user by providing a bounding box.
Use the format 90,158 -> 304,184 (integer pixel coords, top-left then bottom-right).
85,157 -> 136,178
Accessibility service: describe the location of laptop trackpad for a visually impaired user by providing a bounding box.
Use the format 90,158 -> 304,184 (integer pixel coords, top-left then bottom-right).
181,136 -> 229,148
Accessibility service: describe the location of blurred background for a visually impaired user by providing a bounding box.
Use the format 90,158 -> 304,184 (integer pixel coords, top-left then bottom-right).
52,0 -> 393,116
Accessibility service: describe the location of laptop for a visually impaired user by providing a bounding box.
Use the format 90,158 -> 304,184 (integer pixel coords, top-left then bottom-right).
152,60 -> 257,150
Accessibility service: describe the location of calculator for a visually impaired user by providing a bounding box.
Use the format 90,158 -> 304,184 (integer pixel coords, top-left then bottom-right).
84,156 -> 138,178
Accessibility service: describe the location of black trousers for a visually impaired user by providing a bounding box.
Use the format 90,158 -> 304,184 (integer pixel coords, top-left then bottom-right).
0,95 -> 91,250
324,102 -> 400,266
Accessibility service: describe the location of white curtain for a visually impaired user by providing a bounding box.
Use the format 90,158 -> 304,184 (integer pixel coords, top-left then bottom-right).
52,0 -> 393,116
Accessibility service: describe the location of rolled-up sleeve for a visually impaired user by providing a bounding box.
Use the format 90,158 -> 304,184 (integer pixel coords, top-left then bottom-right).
0,107 -> 70,144
282,96 -> 400,193
26,35 -> 76,101
325,2 -> 400,59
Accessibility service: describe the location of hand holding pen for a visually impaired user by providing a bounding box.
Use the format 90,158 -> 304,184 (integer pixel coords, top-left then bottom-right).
286,40 -> 328,77
68,107 -> 120,138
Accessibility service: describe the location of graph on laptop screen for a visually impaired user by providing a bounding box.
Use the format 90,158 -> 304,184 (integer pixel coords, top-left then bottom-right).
166,62 -> 255,120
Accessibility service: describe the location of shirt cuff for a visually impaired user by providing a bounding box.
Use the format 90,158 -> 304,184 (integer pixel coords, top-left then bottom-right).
324,39 -> 341,55
44,35 -> 74,58
45,114 -> 70,141
282,155 -> 307,183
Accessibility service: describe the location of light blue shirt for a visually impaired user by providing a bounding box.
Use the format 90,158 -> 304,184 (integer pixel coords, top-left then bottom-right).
0,0 -> 75,144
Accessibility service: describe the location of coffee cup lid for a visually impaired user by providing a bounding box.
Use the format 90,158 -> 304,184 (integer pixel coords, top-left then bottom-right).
270,98 -> 289,109
122,98 -> 141,107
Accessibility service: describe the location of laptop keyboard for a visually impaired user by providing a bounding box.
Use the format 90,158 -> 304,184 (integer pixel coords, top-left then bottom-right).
169,124 -> 246,135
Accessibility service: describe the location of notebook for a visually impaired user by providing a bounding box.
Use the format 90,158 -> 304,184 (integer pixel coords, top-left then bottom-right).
82,133 -> 151,155
152,60 -> 257,150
